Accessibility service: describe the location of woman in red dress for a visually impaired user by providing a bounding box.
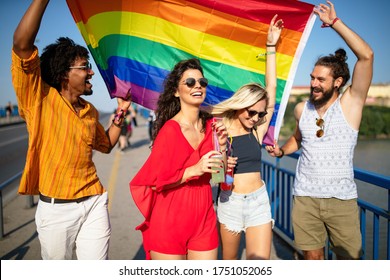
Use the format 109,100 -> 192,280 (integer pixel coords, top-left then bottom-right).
130,58 -> 228,260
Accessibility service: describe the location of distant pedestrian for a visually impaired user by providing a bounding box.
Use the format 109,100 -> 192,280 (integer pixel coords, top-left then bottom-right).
131,103 -> 138,127
5,102 -> 12,118
148,110 -> 156,142
127,105 -> 137,146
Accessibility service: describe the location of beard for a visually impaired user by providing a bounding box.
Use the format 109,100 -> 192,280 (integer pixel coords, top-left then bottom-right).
83,89 -> 93,96
309,86 -> 334,107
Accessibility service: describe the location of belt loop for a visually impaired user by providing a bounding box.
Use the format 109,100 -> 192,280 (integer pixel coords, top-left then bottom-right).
51,197 -> 55,205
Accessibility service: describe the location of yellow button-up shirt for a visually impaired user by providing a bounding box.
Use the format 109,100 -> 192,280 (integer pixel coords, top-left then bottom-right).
11,48 -> 111,199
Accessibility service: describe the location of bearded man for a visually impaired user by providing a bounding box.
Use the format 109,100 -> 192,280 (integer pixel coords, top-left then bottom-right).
265,1 -> 373,260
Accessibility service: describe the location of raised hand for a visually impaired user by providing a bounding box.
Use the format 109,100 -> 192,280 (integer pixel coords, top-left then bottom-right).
314,1 -> 338,26
267,14 -> 284,46
117,88 -> 132,110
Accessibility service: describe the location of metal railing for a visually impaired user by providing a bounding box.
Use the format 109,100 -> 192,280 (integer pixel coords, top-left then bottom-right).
263,151 -> 390,260
0,171 -> 33,238
1,150 -> 389,259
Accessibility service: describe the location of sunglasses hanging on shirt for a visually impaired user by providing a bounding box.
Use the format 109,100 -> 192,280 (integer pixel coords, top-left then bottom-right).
316,118 -> 325,138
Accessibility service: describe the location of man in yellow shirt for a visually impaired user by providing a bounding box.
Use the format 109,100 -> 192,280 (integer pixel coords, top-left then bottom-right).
12,0 -> 132,259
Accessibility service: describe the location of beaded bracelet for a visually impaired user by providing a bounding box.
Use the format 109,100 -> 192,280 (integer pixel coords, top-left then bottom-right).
256,51 -> 276,58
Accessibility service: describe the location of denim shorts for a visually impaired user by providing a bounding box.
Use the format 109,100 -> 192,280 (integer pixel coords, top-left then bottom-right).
217,184 -> 273,233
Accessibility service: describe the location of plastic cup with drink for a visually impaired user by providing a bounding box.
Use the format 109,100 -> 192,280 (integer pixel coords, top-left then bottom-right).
211,117 -> 225,185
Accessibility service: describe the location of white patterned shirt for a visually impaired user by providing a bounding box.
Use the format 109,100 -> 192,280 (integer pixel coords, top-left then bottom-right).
294,97 -> 358,199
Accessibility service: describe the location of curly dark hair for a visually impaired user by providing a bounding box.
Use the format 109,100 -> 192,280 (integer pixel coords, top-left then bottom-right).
40,37 -> 89,92
152,58 -> 212,141
315,48 -> 350,89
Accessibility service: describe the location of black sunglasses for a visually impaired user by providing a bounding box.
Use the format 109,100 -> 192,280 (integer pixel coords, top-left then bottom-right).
246,108 -> 268,119
181,77 -> 208,88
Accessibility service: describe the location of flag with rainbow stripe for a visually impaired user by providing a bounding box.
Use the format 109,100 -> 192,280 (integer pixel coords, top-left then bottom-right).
66,0 -> 316,145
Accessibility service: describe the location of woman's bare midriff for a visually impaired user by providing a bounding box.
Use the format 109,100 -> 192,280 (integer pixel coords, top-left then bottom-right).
230,172 -> 264,194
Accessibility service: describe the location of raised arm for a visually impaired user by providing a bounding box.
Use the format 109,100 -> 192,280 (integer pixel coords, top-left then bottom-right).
256,14 -> 284,138
315,1 -> 373,128
13,0 -> 49,59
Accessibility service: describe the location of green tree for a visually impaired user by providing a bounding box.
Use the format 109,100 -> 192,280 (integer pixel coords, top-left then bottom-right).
279,102 -> 390,140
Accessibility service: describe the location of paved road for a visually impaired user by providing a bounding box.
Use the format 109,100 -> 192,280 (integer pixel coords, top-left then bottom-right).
0,116 -> 296,260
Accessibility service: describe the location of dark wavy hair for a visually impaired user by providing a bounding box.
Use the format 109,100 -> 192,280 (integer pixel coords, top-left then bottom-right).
315,48 -> 350,90
40,37 -> 89,92
152,58 -> 212,141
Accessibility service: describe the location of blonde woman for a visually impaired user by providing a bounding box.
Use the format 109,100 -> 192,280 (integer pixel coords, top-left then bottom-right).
210,15 -> 283,260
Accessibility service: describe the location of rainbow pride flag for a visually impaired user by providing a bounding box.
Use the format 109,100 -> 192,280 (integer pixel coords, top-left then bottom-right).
66,0 -> 316,145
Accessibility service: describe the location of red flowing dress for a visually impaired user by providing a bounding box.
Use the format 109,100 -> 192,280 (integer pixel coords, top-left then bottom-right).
130,119 -> 218,259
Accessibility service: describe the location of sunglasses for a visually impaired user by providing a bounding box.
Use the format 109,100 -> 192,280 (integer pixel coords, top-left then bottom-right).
181,77 -> 208,88
69,62 -> 92,71
316,118 -> 324,137
246,108 -> 268,119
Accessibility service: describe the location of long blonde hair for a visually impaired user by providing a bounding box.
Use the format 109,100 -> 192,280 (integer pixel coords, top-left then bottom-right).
209,83 -> 269,128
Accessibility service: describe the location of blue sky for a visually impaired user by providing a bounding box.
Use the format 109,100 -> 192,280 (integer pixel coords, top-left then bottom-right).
1,0 -> 389,112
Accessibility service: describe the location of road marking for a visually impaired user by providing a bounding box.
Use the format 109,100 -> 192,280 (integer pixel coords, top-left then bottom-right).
0,135 -> 28,148
107,150 -> 121,212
